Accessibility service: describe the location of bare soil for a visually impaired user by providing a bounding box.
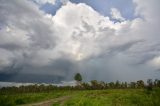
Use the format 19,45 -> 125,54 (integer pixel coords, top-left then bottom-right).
21,96 -> 70,106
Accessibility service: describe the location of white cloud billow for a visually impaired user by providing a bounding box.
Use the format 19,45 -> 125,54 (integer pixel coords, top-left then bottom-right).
110,8 -> 125,21
33,0 -> 56,5
0,0 -> 160,82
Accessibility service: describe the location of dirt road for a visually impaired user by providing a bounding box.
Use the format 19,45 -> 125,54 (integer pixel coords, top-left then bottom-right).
20,96 -> 70,106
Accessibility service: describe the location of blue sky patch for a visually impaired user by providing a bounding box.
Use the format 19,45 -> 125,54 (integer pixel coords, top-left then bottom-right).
70,0 -> 136,20
38,0 -> 136,20
40,0 -> 62,15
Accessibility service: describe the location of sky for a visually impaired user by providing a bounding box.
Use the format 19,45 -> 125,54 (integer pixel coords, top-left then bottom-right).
0,0 -> 160,83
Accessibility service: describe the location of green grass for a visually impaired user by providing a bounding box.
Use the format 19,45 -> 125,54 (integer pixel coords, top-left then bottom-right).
0,89 -> 160,106
0,90 -> 71,106
53,89 -> 160,106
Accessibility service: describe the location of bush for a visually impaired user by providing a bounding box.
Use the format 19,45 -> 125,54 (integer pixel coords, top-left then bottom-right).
0,97 -> 15,106
15,98 -> 25,105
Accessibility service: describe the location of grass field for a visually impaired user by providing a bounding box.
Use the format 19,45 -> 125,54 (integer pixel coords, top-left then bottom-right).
57,89 -> 160,106
0,88 -> 160,106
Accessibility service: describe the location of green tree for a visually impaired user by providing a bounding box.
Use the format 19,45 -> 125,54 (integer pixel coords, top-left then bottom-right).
124,82 -> 128,88
91,80 -> 99,89
130,82 -> 136,88
74,73 -> 82,85
115,80 -> 120,88
157,80 -> 160,87
137,80 -> 144,88
108,82 -> 115,88
154,79 -> 159,87
147,79 -> 153,91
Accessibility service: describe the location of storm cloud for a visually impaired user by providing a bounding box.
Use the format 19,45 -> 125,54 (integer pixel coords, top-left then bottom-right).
0,0 -> 160,83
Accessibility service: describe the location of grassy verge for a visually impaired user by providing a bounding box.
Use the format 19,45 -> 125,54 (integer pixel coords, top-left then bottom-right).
0,88 -> 160,106
53,89 -> 160,106
0,90 -> 72,106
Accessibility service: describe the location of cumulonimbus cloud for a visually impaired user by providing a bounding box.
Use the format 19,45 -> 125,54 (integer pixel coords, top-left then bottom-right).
0,0 -> 160,82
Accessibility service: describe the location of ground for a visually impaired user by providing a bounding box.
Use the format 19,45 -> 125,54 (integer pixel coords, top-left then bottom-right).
0,89 -> 160,106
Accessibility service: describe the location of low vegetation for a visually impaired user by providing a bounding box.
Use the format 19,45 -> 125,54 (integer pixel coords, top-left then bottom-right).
0,74 -> 160,106
0,88 -> 160,106
58,89 -> 160,106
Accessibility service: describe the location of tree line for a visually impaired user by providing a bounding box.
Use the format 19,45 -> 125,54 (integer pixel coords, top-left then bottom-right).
74,73 -> 160,90
0,73 -> 160,94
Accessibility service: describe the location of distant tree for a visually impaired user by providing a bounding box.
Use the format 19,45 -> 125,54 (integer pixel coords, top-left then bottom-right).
81,82 -> 90,90
99,81 -> 106,89
108,82 -> 115,88
157,80 -> 160,87
124,82 -> 128,88
90,80 -> 106,89
121,82 -> 125,88
137,80 -> 144,88
147,79 -> 153,86
147,79 -> 153,91
115,80 -> 120,88
105,82 -> 108,89
130,82 -> 136,88
91,80 -> 99,89
154,79 -> 159,87
74,73 -> 82,85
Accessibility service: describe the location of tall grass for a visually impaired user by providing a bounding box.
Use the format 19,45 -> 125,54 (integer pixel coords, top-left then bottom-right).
55,89 -> 160,106
0,89 -> 160,106
0,90 -> 71,106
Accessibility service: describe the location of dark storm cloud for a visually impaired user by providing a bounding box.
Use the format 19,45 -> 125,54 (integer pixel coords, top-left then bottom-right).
0,0 -> 58,82
0,73 -> 64,83
0,0 -> 160,83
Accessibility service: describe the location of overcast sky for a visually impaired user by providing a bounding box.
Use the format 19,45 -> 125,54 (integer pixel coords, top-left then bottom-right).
0,0 -> 160,83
